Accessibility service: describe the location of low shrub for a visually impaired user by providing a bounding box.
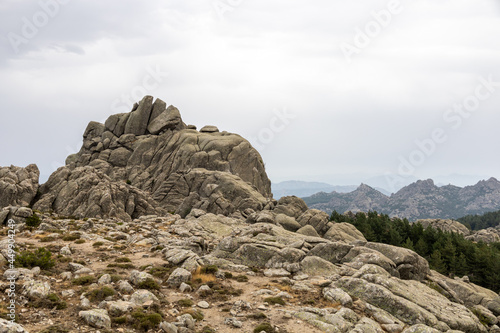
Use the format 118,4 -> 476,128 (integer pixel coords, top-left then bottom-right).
15,247 -> 55,270
87,286 -> 116,302
72,275 -> 96,286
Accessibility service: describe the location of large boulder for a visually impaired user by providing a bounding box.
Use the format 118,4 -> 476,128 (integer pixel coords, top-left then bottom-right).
297,209 -> 330,235
324,222 -> 367,243
273,196 -> 308,219
0,164 -> 39,208
365,242 -> 430,281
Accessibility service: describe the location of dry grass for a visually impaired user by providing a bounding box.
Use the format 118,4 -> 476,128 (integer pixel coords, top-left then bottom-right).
192,267 -> 217,284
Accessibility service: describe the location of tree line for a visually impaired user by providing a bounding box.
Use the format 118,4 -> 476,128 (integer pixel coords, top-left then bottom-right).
457,209 -> 500,231
330,210 -> 500,293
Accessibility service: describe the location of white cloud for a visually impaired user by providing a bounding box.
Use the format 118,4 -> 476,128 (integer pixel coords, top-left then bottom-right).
1,0 -> 499,187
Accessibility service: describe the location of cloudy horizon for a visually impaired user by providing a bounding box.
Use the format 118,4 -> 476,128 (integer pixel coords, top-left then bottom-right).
1,0 -> 500,192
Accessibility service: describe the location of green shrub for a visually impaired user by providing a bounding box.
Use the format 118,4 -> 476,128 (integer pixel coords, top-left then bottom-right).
15,247 -> 55,270
177,299 -> 194,307
148,265 -> 173,278
248,312 -> 267,319
32,293 -> 67,310
115,257 -> 132,263
253,323 -> 274,333
235,275 -> 249,282
200,326 -> 216,333
110,274 -> 123,283
112,316 -> 127,324
137,278 -> 161,290
26,213 -> 41,228
200,265 -> 218,275
75,239 -> 86,244
131,310 -> 162,331
107,263 -> 135,269
72,275 -> 96,286
87,286 -> 116,302
92,242 -> 104,247
38,325 -> 69,333
264,297 -> 285,306
182,309 -> 204,321
39,236 -> 56,243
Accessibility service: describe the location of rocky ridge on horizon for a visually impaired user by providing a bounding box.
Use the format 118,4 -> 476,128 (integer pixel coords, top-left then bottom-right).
1,96 -> 500,333
304,179 -> 500,221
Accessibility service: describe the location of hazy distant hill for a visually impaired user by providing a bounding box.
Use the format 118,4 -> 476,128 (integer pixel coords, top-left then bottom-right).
303,178 -> 500,221
272,180 -> 390,199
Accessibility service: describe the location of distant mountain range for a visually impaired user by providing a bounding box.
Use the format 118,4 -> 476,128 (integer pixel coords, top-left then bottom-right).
302,178 -> 500,221
272,180 -> 390,199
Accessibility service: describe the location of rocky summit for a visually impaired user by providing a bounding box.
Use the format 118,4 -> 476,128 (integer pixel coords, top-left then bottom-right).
1,96 -> 500,333
34,95 -> 273,221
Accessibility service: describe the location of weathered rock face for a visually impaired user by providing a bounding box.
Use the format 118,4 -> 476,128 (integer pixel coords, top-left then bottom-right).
0,164 -> 39,208
43,96 -> 272,219
33,166 -> 164,221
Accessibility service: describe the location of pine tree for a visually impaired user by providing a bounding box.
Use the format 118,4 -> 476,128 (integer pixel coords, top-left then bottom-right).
414,238 -> 428,257
430,250 -> 447,274
402,238 -> 414,251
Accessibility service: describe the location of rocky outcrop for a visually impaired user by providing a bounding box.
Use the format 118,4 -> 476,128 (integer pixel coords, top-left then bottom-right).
416,219 -> 471,236
466,226 -> 500,243
38,96 -> 272,219
0,164 -> 39,208
304,178 -> 500,221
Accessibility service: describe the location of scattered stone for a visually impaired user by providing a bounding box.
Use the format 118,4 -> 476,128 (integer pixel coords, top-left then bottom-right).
224,317 -> 243,328
197,301 -> 210,309
79,309 -> 111,329
130,289 -> 159,306
166,268 -> 192,288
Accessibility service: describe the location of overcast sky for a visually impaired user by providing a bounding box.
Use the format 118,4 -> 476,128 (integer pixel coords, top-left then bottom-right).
1,0 -> 500,192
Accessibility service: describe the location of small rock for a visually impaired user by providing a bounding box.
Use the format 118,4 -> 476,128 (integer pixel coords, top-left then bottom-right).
98,274 -> 112,285
160,321 -> 178,333
79,309 -> 111,329
107,300 -> 136,317
68,262 -> 85,272
130,290 -> 159,306
177,314 -> 195,329
200,125 -> 219,133
166,268 -> 192,288
118,280 -> 134,293
81,297 -> 91,309
0,318 -> 29,332
263,268 -> 291,277
197,301 -> 209,309
60,245 -> 72,256
23,280 -> 50,299
129,270 -> 156,286
197,285 -> 212,294
179,282 -> 192,293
